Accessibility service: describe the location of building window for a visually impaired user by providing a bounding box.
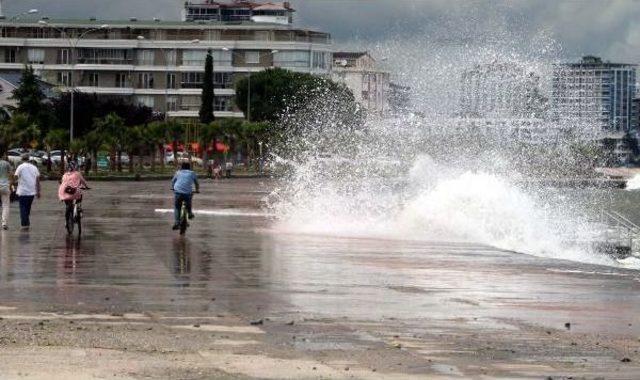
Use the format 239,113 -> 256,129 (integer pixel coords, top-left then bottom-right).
181,95 -> 200,111
214,97 -> 232,112
214,72 -> 232,88
181,72 -> 203,88
312,52 -> 327,69
166,96 -> 178,112
58,49 -> 70,64
88,73 -> 99,87
273,51 -> 310,68
27,48 -> 45,64
167,73 -> 177,89
245,51 -> 260,64
115,73 -> 128,88
182,50 -> 207,66
164,50 -> 177,66
138,73 -> 154,89
137,50 -> 155,65
4,48 -> 16,63
136,96 -> 155,108
78,48 -> 129,64
57,72 -> 72,86
182,49 -> 232,66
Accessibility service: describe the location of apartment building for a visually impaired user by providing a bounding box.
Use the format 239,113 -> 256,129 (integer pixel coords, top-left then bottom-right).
0,16 -> 332,119
552,56 -> 637,133
183,1 -> 294,25
332,52 -> 389,116
459,62 -> 546,119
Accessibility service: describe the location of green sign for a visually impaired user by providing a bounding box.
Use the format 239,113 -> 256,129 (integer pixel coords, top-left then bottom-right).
97,153 -> 109,169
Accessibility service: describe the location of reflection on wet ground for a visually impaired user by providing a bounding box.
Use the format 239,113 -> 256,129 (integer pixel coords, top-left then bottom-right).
0,179 -> 639,378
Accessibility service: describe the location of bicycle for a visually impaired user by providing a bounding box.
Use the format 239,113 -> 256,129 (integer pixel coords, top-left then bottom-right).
65,187 -> 89,236
175,191 -> 198,235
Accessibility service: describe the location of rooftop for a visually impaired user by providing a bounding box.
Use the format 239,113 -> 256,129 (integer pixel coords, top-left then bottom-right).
185,1 -> 295,11
0,18 -> 323,32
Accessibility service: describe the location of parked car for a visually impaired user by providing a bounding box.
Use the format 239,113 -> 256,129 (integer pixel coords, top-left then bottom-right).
6,150 -> 22,166
165,152 -> 203,166
116,153 -> 130,165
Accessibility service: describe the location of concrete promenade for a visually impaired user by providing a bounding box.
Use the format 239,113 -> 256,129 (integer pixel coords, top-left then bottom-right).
0,179 -> 638,379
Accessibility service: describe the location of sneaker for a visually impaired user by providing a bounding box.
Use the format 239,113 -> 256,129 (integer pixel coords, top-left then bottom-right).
172,224 -> 180,230
188,213 -> 195,220
20,226 -> 29,231
2,225 -> 7,231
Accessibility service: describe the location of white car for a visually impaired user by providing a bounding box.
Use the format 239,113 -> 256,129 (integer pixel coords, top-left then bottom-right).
165,152 -> 203,166
6,150 -> 22,166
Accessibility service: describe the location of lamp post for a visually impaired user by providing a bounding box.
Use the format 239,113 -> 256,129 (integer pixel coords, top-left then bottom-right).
222,48 -> 278,122
39,20 -> 109,145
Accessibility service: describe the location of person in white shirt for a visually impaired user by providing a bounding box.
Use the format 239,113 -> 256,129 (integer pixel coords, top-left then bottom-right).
14,154 -> 40,230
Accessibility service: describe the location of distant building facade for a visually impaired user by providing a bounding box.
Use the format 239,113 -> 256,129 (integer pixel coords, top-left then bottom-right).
332,52 -> 389,117
182,1 -> 294,25
387,82 -> 411,115
459,62 -> 546,119
0,15 -> 332,119
551,56 -> 637,133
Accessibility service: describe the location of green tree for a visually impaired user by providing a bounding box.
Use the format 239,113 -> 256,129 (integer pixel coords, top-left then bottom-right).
83,128 -> 106,174
241,121 -> 270,168
8,113 -> 40,150
146,121 -> 169,172
121,125 -> 143,173
235,68 -> 363,127
0,120 -> 20,158
10,66 -> 48,127
165,120 -> 184,167
95,113 -> 126,172
199,50 -> 215,124
44,129 -> 69,174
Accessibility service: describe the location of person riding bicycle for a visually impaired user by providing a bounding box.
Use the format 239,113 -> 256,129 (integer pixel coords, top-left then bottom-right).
58,161 -> 89,229
171,162 -> 199,230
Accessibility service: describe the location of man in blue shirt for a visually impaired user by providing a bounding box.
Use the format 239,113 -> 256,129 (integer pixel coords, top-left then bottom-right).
171,162 -> 199,230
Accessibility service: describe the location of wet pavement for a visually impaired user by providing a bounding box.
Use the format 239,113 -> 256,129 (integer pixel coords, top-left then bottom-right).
0,179 -> 639,379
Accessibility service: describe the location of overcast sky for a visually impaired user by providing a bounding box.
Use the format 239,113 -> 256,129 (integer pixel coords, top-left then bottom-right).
4,0 -> 640,63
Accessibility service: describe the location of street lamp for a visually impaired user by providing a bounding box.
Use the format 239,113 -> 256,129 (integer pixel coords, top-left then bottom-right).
222,47 -> 278,122
39,20 -> 109,145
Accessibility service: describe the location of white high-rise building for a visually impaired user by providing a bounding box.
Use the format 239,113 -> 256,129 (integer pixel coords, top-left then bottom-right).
552,56 -> 637,133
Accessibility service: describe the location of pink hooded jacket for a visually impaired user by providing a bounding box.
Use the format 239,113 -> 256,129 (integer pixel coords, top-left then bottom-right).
58,171 -> 87,201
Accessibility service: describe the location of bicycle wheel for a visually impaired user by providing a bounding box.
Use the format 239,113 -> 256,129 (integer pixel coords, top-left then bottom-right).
66,205 -> 75,235
179,203 -> 188,235
76,208 -> 82,237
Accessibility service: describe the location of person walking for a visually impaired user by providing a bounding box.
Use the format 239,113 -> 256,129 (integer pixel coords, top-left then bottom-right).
14,154 -> 40,230
0,153 -> 13,230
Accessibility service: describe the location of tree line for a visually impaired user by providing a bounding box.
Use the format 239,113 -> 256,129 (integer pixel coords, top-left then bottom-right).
0,61 -> 362,175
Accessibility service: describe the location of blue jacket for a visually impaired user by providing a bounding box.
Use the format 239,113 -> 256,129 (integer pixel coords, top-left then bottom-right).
172,170 -> 198,195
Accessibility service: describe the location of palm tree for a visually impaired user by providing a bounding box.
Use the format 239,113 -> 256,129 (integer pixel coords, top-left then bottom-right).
146,121 -> 168,172
165,120 -> 183,168
95,113 -> 126,172
44,129 -> 69,174
121,125 -> 142,173
83,128 -> 105,174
